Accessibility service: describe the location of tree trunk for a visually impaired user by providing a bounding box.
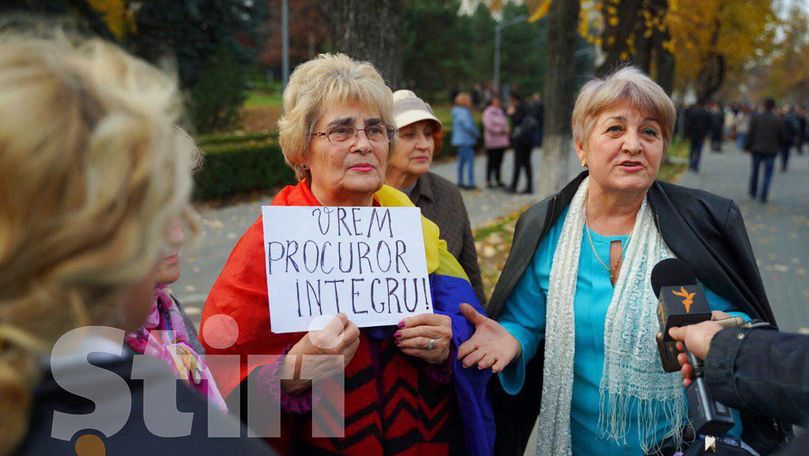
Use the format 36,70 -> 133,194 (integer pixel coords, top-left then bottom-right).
694,11 -> 724,102
321,0 -> 402,88
654,31 -> 675,95
596,0 -> 644,76
539,0 -> 580,198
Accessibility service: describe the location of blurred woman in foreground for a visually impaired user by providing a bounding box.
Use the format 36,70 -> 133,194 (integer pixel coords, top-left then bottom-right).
0,37 -> 271,455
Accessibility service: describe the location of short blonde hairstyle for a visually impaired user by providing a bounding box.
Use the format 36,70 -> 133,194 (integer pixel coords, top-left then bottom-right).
0,37 -> 196,454
278,53 -> 395,181
454,92 -> 471,106
572,67 -> 676,152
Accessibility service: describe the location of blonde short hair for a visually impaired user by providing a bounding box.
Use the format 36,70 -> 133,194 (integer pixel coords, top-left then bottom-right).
572,67 -> 676,152
278,53 -> 394,181
0,37 -> 195,454
454,92 -> 471,106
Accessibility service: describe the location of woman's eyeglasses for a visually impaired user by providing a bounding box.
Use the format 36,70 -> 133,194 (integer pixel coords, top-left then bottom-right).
312,124 -> 396,144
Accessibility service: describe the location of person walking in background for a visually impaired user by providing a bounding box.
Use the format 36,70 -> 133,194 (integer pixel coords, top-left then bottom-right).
482,97 -> 509,188
709,100 -> 724,152
531,92 -> 545,149
451,92 -> 480,190
746,98 -> 784,203
781,106 -> 800,171
684,100 -> 712,172
733,105 -> 752,152
796,106 -> 807,155
507,93 -> 537,194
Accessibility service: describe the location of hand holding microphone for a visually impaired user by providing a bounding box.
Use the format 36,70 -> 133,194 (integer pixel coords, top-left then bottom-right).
651,258 -> 736,437
669,320 -> 725,387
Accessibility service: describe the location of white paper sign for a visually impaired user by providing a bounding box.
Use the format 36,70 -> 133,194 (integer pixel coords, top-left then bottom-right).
262,206 -> 433,333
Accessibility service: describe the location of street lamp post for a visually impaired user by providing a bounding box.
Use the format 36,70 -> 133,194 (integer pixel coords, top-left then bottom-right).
281,0 -> 289,88
493,14 -> 527,94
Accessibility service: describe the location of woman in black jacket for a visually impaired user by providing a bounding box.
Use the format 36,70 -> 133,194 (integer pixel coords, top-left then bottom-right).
458,68 -> 790,455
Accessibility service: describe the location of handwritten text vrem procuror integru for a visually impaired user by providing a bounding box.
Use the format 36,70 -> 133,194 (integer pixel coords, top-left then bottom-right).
262,206 -> 433,333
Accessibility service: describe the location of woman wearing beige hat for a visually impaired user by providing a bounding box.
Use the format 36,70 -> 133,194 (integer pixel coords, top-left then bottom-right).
387,89 -> 486,306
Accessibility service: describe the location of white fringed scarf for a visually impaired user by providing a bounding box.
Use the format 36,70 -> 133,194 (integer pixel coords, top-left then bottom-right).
536,177 -> 687,455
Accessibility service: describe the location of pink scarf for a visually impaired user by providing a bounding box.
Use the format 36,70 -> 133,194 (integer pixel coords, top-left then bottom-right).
126,286 -> 227,412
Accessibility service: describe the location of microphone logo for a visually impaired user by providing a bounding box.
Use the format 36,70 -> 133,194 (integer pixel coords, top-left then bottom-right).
672,287 -> 696,313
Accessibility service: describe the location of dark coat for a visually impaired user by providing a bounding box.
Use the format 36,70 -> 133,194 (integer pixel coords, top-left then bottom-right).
684,106 -> 713,141
486,171 -> 791,455
706,327 -> 809,427
745,111 -> 785,155
16,350 -> 275,455
410,171 -> 486,306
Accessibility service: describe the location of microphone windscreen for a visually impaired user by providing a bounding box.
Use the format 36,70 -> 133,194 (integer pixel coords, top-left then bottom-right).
651,258 -> 698,298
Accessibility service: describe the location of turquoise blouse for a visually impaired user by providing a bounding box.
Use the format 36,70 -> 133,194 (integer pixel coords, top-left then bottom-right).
498,207 -> 746,455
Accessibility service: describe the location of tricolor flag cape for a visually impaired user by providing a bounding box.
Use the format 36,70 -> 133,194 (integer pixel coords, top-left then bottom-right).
201,181 -> 494,455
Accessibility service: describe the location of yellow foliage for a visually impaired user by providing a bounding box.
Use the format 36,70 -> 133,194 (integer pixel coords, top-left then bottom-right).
528,0 -> 552,23
87,0 -> 136,39
761,5 -> 809,100
665,0 -> 777,92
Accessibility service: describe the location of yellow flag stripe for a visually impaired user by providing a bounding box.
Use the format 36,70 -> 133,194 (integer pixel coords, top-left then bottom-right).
375,185 -> 470,281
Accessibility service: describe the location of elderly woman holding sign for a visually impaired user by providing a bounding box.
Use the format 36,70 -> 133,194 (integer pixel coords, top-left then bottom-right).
458,68 -> 788,455
200,54 -> 493,455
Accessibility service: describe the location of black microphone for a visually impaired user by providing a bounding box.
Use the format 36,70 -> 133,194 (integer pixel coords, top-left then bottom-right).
651,258 -> 735,437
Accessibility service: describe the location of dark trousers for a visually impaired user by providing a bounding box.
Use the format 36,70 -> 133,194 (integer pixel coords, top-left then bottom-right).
510,143 -> 533,192
486,148 -> 506,185
780,143 -> 792,171
749,152 -> 775,202
711,130 -> 722,152
689,137 -> 704,172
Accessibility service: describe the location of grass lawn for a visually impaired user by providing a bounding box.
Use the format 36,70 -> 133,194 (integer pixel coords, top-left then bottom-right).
244,90 -> 282,109
239,91 -> 479,132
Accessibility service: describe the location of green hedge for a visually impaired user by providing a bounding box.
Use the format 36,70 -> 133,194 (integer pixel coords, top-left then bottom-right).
193,126 -> 479,199
194,141 -> 295,200
196,130 -> 277,147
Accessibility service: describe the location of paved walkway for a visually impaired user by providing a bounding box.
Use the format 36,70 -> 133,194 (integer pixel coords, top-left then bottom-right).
174,148 -> 552,322
677,143 -> 809,333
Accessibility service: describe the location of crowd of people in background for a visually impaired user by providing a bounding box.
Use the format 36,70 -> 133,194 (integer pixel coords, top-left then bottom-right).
449,85 -> 809,204
449,84 -> 544,194
681,98 -> 809,203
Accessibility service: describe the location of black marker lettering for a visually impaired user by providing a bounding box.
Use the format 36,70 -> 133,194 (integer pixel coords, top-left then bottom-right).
351,278 -> 367,314
285,240 -> 299,273
376,241 -> 392,273
351,208 -> 363,236
357,241 -> 373,274
337,207 -> 352,235
337,242 -> 353,273
394,240 -> 411,273
324,279 -> 344,314
320,241 -> 334,274
267,241 -> 285,274
386,278 -> 400,313
368,208 -> 393,238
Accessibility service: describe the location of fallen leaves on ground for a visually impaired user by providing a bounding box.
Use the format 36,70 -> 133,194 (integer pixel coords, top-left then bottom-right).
473,209 -> 525,302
